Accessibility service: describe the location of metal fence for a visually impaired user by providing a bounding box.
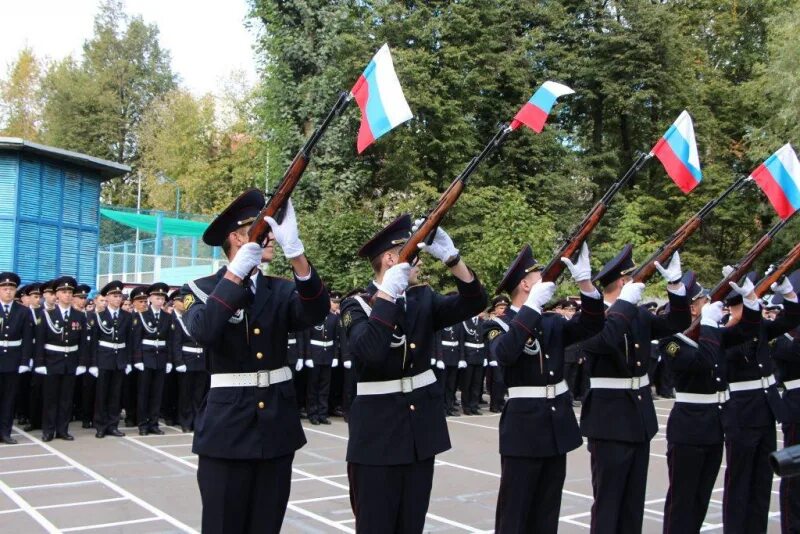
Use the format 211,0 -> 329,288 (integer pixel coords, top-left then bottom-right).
96,251 -> 226,287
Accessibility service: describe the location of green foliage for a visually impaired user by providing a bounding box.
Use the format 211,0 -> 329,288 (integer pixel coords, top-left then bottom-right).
0,47 -> 44,139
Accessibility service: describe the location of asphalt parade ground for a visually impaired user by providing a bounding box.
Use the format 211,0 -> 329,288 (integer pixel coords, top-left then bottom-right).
0,398 -> 784,533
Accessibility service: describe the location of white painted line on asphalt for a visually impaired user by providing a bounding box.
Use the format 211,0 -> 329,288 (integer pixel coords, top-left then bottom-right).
445,419 -> 497,430
0,442 -> 38,448
292,473 -> 348,482
290,493 -> 350,505
0,453 -> 54,461
427,512 -> 488,532
0,476 -> 60,532
60,517 -> 161,532
154,443 -> 194,449
0,465 -> 74,476
14,426 -> 198,533
302,426 -> 348,441
13,480 -> 98,491
124,435 -> 198,469
36,497 -> 128,510
0,508 -> 23,515
287,504 -> 355,533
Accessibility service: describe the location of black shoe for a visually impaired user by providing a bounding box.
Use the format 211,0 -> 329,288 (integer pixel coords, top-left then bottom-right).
164,419 -> 175,427
472,409 -> 484,415
489,407 -> 502,413
81,421 -> 92,429
310,418 -> 320,425
343,414 -> 349,423
181,426 -> 191,433
17,417 -> 28,425
463,409 -> 473,416
319,418 -> 332,425
298,409 -> 308,419
95,431 -> 105,438
24,424 -> 37,432
107,429 -> 125,437
332,407 -> 345,417
2,435 -> 18,445
57,433 -> 74,441
446,409 -> 461,417
149,427 -> 165,435
138,428 -> 149,436
124,420 -> 136,428
42,433 -> 54,442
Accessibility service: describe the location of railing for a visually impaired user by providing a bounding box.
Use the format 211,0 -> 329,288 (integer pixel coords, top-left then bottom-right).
96,251 -> 227,287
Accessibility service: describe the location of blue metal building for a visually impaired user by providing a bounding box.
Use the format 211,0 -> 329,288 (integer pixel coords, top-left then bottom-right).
0,137 -> 130,285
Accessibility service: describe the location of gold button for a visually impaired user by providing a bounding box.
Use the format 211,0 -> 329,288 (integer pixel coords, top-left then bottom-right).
636,361 -> 641,367
253,328 -> 260,335
410,343 -> 416,349
409,404 -> 416,411
256,352 -> 263,360
634,343 -> 640,349
258,401 -> 265,409
637,395 -> 642,400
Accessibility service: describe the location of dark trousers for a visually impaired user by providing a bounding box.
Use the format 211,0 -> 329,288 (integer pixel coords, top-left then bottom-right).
443,366 -> 459,411
306,365 -> 331,420
15,371 -> 31,421
292,366 -> 307,411
329,365 -> 343,412
460,364 -> 484,411
81,374 -> 96,424
42,373 -> 76,436
122,371 -> 138,425
197,453 -> 294,534
94,369 -> 123,432
137,368 -> 165,430
663,441 -> 723,533
27,374 -> 43,429
495,454 -> 566,534
781,422 -> 799,534
178,371 -> 207,430
0,372 -> 19,437
348,458 -> 435,533
588,438 -> 650,534
161,371 -> 178,423
487,366 -> 506,411
565,361 -> 589,401
342,367 -> 357,415
723,423 -> 776,534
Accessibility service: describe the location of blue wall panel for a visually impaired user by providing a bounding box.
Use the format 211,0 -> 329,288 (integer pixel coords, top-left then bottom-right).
0,154 -> 17,217
0,220 -> 14,270
81,176 -> 100,226
63,170 -> 81,225
19,158 -> 41,218
79,230 -> 97,285
41,164 -> 62,222
60,227 -> 79,278
16,222 -> 39,280
37,224 -> 58,280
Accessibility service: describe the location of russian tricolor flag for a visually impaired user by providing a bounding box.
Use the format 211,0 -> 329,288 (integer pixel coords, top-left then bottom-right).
351,44 -> 413,154
510,81 -> 574,133
750,143 -> 800,220
650,110 -> 702,194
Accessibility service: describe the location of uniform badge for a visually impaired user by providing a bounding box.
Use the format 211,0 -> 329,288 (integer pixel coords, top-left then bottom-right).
133,318 -> 138,325
89,320 -> 95,327
665,341 -> 680,358
184,294 -> 195,310
343,311 -> 352,328
488,329 -> 500,340
171,324 -> 175,330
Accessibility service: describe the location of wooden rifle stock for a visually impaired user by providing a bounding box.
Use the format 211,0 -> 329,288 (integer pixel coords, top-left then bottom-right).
248,92 -> 351,244
754,240 -> 800,298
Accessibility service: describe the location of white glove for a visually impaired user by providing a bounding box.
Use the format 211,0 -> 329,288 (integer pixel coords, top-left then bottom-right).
700,301 -> 725,327
771,277 -> 795,296
176,364 -> 187,373
722,265 -> 735,277
89,366 -> 99,378
125,364 -> 132,375
729,277 -> 754,297
295,359 -> 304,372
343,360 -> 352,369
618,282 -> 646,305
489,360 -> 498,367
227,242 -> 263,279
457,360 -> 467,369
377,262 -> 411,300
413,219 -> 458,263
654,251 -> 682,283
524,281 -> 557,313
264,199 -> 304,259
76,366 -> 86,376
34,366 -> 47,375
483,358 -> 488,367
561,242 -> 592,282
134,362 -> 144,372
332,358 -> 339,368
166,363 -> 173,374
18,365 -> 30,374
304,359 -> 314,369
436,360 -> 445,369
430,358 -> 436,365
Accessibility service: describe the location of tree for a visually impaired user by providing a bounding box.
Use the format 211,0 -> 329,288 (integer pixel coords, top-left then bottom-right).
0,47 -> 44,139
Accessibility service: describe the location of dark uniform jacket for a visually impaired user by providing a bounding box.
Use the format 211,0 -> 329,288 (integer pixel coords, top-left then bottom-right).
308,312 -> 339,365
435,326 -> 462,366
460,316 -> 486,365
170,312 -> 205,372
773,327 -> 800,424
89,308 -> 132,371
342,277 -> 487,465
132,307 -> 172,370
662,305 -> 761,446
0,301 -> 35,372
287,329 -> 308,366
183,266 -> 329,460
35,306 -> 89,374
725,299 -> 800,428
486,294 -> 604,457
580,291 -> 691,443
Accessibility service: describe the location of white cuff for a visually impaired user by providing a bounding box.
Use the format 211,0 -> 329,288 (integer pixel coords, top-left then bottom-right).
700,318 -> 719,328
784,295 -> 799,303
580,288 -> 602,300
742,298 -> 760,311
667,284 -> 686,296
294,269 -> 312,282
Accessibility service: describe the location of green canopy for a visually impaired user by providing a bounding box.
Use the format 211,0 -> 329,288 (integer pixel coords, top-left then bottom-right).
100,208 -> 209,238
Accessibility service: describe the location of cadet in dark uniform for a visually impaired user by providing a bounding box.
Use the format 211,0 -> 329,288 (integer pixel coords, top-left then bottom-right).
342,214 -> 487,532
580,246 -> 691,534
90,281 -> 132,438
305,303 -> 340,425
122,286 -> 147,427
459,315 -> 488,415
71,284 -> 96,429
486,295 -> 510,413
34,276 -> 89,441
722,269 -> 800,534
772,270 -> 800,534
0,273 -> 35,444
660,272 -> 761,534
25,281 -> 51,432
436,323 -> 464,416
182,190 -> 329,533
169,291 -> 207,432
487,243 -> 604,533
340,289 -> 361,422
287,328 -> 309,417
132,282 -> 172,435
15,282 -> 41,428
161,290 -> 181,426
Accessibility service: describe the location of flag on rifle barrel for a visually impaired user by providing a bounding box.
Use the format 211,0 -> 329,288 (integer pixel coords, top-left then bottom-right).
351,44 -> 413,154
750,143 -> 800,220
650,110 -> 702,193
510,81 -> 574,133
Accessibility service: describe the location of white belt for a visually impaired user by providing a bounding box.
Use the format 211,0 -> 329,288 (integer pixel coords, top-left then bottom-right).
210,366 -> 292,388
729,375 -> 776,392
508,380 -> 568,399
142,339 -> 166,348
288,339 -> 297,345
44,344 -> 78,353
441,340 -> 459,347
310,340 -> 334,348
590,375 -> 650,390
675,391 -> 730,404
98,341 -> 126,350
357,369 -> 436,396
464,342 -> 485,349
182,346 -> 203,354
784,378 -> 800,391
0,340 -> 22,348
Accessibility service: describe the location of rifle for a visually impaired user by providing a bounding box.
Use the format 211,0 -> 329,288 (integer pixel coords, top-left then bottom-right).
248,92 -> 352,244
540,153 -> 652,282
754,239 -> 800,298
398,123 -> 514,265
631,177 -> 749,283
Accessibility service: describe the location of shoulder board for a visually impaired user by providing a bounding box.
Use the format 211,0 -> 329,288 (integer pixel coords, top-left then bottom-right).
492,317 -> 510,332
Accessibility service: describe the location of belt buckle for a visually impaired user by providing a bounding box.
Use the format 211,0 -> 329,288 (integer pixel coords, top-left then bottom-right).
545,384 -> 556,399
630,376 -> 641,389
256,370 -> 271,388
717,391 -> 726,403
401,377 -> 413,393
760,376 -> 770,389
